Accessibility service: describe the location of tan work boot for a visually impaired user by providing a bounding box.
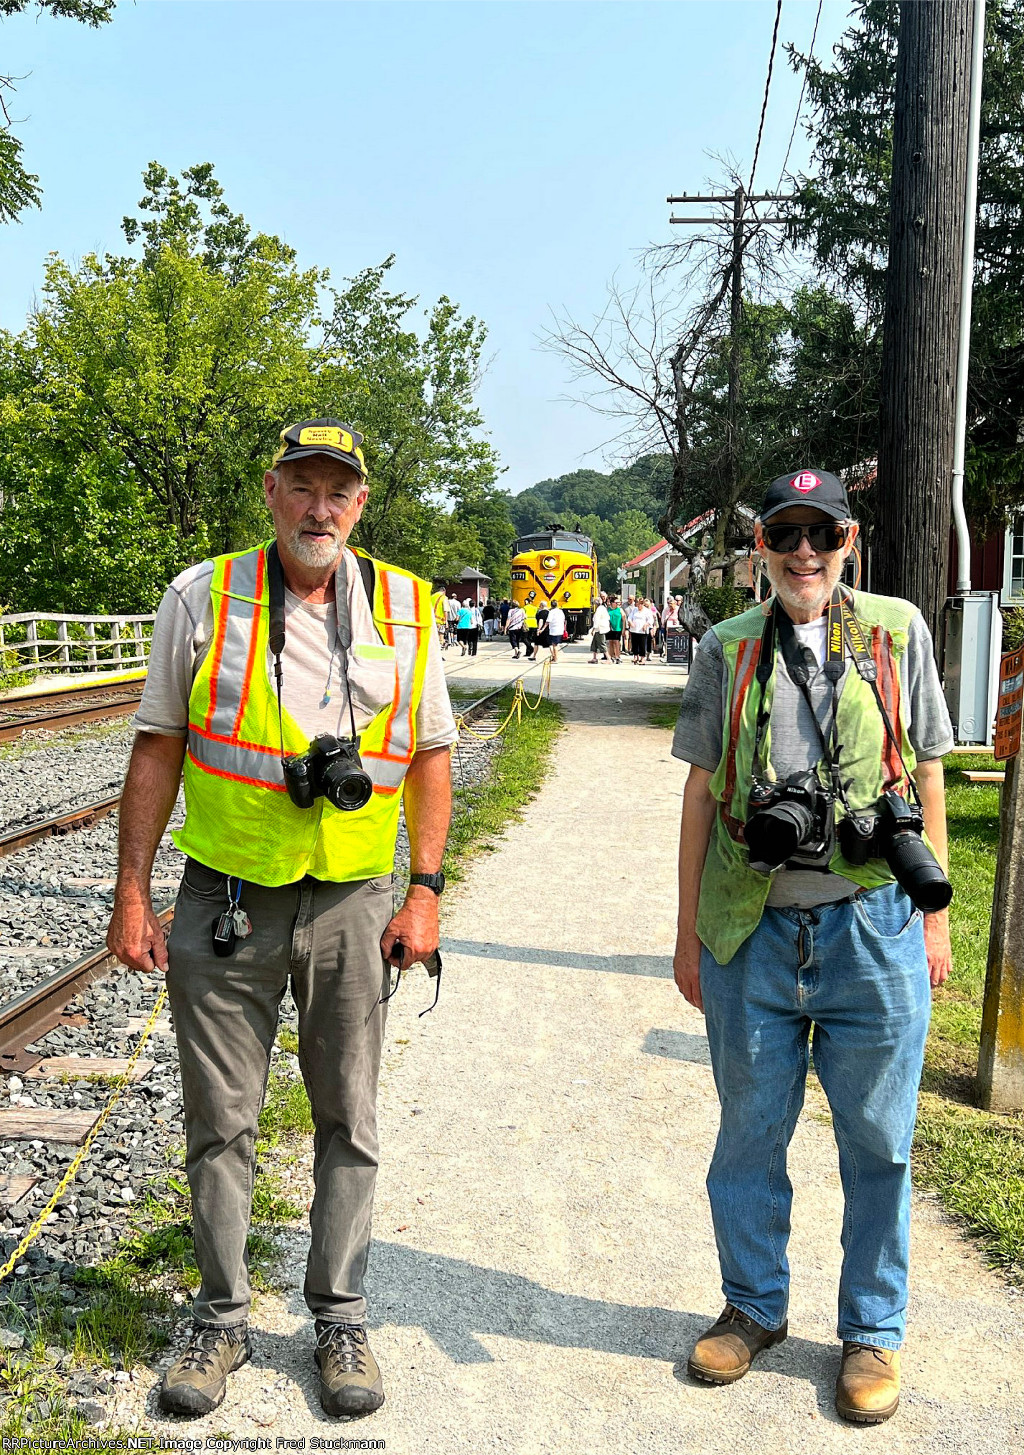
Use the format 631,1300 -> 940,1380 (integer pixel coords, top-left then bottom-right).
835,1342 -> 900,1423
314,1321 -> 384,1418
158,1322 -> 251,1416
687,1304 -> 788,1385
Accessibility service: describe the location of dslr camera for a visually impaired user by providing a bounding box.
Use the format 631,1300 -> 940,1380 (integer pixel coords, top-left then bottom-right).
282,733 -> 373,813
745,770 -> 835,873
839,789 -> 952,911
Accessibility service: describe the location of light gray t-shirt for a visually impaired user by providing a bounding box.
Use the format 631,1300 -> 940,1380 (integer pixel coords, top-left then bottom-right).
136,548 -> 457,752
672,604 -> 954,908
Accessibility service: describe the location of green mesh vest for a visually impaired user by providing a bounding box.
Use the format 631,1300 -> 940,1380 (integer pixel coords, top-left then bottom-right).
699,589 -> 919,964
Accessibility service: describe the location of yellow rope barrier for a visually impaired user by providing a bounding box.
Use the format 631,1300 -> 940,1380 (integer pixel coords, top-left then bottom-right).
519,658 -> 552,710
0,983 -> 168,1286
452,659 -> 552,745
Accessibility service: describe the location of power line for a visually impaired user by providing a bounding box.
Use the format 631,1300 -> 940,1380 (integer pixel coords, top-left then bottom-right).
748,0 -> 785,196
776,0 -> 824,189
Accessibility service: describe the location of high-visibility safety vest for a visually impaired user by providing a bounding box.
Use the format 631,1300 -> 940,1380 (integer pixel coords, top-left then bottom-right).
173,542 -> 433,887
699,589 -> 919,965
431,590 -> 446,628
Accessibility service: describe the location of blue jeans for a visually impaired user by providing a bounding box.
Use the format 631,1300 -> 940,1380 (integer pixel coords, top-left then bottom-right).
699,883 -> 931,1350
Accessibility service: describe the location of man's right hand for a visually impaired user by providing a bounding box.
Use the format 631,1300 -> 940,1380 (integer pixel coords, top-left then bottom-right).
107,891 -> 169,974
673,931 -> 704,1013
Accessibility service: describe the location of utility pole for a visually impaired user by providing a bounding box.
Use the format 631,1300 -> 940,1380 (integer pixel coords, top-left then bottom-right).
666,188 -> 792,549
874,0 -> 973,646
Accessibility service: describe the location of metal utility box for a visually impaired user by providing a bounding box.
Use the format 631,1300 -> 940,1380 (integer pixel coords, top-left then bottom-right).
943,592 -> 1002,745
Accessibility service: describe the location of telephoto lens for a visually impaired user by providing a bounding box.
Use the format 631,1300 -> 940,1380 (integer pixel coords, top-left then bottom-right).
880,790 -> 952,911
883,826 -> 953,910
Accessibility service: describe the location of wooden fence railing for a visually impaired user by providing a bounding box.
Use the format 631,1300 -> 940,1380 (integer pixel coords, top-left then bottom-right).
0,613 -> 156,675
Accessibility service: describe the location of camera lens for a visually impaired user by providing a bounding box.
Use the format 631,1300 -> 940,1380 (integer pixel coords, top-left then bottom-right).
745,800 -> 816,870
321,758 -> 373,812
884,828 -> 953,911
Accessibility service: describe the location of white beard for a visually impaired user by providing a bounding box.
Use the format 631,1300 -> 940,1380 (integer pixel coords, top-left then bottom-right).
287,523 -> 343,569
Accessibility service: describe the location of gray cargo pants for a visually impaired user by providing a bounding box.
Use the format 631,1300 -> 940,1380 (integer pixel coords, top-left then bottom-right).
165,856 -> 393,1328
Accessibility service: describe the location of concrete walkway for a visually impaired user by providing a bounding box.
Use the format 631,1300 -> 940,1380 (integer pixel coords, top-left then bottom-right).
117,644 -> 1023,1452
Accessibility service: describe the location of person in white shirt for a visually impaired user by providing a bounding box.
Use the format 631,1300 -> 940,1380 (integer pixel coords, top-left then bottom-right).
627,599 -> 655,663
589,601 -> 611,663
506,603 -> 527,658
545,603 -> 566,662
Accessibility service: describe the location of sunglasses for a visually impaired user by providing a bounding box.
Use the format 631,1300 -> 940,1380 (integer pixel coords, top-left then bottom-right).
761,521 -> 849,554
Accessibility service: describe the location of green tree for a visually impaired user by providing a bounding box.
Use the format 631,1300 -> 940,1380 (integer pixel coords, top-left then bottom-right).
0,166 -> 502,610
322,257 -> 502,581
0,164 -> 326,608
1,0 -> 116,223
790,0 -> 1024,530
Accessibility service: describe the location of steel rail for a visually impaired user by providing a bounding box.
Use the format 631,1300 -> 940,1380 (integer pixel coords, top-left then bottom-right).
0,794 -> 122,860
0,687 -> 144,743
0,906 -> 174,1072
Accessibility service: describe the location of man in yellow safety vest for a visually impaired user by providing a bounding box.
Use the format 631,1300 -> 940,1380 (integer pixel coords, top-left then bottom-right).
106,419 -> 456,1421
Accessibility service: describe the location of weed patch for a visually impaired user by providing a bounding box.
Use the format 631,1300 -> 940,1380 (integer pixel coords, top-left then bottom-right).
445,689 -> 562,884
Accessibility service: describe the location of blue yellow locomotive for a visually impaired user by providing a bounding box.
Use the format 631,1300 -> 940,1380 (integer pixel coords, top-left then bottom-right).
509,527 -> 598,637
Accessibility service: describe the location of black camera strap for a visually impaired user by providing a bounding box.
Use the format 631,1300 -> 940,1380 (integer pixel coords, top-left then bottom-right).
752,595 -> 850,808
267,542 -> 360,762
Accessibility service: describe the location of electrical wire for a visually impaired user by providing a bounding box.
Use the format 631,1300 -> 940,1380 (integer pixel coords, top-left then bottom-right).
776,0 -> 823,189
748,0 -> 785,197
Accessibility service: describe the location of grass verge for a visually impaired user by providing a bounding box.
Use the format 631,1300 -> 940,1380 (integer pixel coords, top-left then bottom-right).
445,687 -> 563,885
912,752 -> 1023,1281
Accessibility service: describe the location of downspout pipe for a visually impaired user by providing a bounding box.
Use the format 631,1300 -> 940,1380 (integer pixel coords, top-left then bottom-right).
951,0 -> 986,595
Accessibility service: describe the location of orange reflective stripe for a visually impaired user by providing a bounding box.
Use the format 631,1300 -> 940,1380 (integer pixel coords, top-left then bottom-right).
204,557 -> 234,735
723,638 -> 760,839
233,549 -> 265,741
872,626 -> 903,788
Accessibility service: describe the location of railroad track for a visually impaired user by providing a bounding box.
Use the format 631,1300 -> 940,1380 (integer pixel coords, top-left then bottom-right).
0,679 -> 145,743
0,664 -> 541,1075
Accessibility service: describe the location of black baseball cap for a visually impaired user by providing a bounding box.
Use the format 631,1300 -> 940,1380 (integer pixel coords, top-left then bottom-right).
759,468 -> 850,523
271,418 -> 367,478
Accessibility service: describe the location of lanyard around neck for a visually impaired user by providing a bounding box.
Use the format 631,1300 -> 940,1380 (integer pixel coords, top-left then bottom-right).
267,543 -> 359,758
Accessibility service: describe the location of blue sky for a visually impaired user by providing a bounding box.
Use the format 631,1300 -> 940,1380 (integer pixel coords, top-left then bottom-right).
0,0 -> 855,493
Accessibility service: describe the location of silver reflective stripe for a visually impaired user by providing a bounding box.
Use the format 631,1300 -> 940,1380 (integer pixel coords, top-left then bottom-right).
363,568 -> 421,789
204,549 -> 262,742
189,728 -> 284,789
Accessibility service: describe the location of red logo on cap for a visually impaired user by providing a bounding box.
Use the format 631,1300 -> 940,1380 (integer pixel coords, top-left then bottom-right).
791,471 -> 821,493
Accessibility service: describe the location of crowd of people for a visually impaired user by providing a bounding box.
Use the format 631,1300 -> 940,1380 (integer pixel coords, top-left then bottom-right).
436,587 -> 688,665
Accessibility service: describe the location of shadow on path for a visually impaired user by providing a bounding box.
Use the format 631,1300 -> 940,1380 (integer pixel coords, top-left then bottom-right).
442,937 -> 673,980
643,1027 -> 712,1066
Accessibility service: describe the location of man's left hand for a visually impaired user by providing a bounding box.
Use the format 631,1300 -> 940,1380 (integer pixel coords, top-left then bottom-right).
924,908 -> 952,989
381,886 -> 440,969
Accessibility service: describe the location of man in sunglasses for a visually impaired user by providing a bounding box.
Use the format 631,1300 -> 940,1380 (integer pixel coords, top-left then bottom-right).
671,468 -> 953,1423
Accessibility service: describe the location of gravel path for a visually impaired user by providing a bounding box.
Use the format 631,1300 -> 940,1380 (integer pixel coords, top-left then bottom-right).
105,647 -> 1024,1453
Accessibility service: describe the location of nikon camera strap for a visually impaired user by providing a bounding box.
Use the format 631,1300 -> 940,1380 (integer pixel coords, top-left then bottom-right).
751,592 -> 847,802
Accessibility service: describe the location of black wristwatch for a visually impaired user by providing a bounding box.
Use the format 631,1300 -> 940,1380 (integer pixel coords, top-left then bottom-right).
409,872 -> 446,895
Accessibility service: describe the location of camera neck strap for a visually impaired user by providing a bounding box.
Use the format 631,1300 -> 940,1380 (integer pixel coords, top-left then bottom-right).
752,592 -> 850,806
266,542 -> 360,761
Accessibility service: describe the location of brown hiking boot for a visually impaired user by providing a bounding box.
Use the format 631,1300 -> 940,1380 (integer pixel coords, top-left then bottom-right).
687,1304 -> 788,1385
314,1321 -> 384,1418
835,1342 -> 900,1424
158,1322 -> 251,1416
